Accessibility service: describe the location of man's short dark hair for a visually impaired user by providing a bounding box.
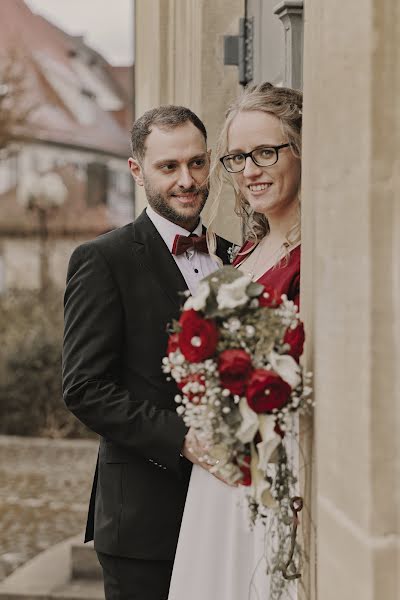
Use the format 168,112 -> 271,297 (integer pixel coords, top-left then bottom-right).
130,105 -> 207,162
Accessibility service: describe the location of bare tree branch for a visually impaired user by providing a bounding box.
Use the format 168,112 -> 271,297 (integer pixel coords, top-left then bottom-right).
0,48 -> 34,152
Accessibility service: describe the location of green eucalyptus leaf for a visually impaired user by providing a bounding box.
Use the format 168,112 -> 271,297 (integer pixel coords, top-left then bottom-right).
246,281 -> 264,297
203,265 -> 243,286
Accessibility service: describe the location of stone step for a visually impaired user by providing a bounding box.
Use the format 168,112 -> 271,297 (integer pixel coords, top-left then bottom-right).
0,579 -> 104,600
0,536 -> 104,600
70,542 -> 102,581
52,579 -> 104,600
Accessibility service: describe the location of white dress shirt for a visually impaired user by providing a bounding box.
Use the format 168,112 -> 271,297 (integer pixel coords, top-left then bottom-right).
146,206 -> 220,295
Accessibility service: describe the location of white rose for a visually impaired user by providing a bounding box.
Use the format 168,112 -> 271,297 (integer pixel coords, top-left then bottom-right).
216,275 -> 251,310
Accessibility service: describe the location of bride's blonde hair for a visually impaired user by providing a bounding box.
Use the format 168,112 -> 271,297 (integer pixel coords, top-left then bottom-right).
207,82 -> 302,261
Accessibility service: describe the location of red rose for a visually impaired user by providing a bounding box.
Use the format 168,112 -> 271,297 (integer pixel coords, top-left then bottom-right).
178,309 -> 218,362
167,332 -> 180,354
246,369 -> 291,413
258,287 -> 283,308
283,322 -> 305,361
238,454 -> 252,486
218,349 -> 253,396
178,373 -> 205,404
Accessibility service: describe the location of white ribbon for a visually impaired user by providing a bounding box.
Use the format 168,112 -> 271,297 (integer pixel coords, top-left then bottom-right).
256,414 -> 282,471
236,398 -> 259,444
249,441 -> 278,509
268,351 -> 301,389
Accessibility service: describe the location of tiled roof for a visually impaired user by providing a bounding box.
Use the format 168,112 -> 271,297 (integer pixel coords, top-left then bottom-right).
0,0 -> 133,157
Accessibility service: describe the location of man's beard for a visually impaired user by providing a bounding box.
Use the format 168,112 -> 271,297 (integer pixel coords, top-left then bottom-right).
144,181 -> 209,227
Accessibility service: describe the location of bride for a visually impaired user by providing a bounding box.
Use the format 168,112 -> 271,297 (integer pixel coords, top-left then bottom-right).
168,82 -> 303,600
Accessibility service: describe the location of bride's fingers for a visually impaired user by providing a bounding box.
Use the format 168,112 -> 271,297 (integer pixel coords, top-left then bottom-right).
184,429 -> 233,477
201,460 -> 238,486
210,470 -> 238,486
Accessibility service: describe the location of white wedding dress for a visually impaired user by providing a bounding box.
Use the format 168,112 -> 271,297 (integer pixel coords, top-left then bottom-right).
168,465 -> 270,600
168,442 -> 299,600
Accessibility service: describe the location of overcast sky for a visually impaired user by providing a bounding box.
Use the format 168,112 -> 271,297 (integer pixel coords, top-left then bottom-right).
25,0 -> 134,66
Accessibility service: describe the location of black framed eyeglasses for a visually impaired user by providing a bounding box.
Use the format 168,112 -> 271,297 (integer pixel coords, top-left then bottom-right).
220,143 -> 290,173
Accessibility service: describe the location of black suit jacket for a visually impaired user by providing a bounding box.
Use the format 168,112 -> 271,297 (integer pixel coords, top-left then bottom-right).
62,210 -> 232,560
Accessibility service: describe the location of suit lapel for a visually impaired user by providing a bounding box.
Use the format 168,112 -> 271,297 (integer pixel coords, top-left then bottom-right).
131,211 -> 188,311
131,210 -> 232,310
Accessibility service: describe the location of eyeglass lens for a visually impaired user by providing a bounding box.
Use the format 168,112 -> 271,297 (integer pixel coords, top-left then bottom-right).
224,147 -> 277,172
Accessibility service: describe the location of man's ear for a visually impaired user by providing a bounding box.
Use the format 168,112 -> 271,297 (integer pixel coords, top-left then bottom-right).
128,157 -> 144,187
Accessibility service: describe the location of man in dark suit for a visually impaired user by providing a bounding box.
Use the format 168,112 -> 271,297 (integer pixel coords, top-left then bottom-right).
62,105 -> 232,600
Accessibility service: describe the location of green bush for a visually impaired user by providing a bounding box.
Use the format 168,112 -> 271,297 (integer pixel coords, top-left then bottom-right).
0,288 -> 95,438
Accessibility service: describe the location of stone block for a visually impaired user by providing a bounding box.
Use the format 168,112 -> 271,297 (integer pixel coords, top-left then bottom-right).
70,543 -> 102,581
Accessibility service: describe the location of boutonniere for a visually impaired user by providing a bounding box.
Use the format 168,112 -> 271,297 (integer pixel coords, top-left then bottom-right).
227,244 -> 241,264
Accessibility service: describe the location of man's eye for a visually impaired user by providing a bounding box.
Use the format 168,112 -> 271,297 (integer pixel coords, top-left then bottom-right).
160,164 -> 176,171
191,159 -> 206,168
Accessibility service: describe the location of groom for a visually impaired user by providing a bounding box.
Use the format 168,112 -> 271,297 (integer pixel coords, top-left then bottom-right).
62,105 -> 232,599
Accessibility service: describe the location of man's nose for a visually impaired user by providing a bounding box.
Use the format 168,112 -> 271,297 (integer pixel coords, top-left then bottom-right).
243,156 -> 263,177
177,166 -> 195,189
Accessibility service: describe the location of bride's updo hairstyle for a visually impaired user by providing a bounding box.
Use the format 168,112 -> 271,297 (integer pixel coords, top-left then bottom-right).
207,82 -> 302,254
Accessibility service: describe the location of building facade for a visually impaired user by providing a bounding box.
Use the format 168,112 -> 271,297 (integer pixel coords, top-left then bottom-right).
135,1 -> 400,598
0,0 -> 134,292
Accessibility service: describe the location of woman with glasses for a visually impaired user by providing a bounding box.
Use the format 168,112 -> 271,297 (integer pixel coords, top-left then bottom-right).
168,82 -> 302,600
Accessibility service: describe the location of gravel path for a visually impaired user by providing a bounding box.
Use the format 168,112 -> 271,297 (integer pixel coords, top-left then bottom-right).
0,435 -> 98,581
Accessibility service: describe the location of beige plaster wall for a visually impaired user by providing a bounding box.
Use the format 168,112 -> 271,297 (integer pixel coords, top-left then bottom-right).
302,0 -> 400,597
134,0 -> 243,243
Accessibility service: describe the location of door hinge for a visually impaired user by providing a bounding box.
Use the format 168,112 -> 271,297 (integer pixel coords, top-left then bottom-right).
223,17 -> 254,86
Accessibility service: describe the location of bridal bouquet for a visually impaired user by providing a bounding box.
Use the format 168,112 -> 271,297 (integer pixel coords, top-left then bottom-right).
162,266 -> 313,585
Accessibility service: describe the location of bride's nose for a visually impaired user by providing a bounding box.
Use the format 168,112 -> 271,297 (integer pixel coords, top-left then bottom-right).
243,156 -> 263,177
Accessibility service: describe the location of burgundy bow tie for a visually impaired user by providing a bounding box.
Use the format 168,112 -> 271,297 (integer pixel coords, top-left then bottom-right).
172,233 -> 209,256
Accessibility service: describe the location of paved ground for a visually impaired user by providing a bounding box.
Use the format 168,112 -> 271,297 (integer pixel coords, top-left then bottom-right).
0,435 -> 98,581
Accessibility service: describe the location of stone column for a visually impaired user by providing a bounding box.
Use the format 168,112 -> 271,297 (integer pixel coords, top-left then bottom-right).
302,0 -> 400,598
134,0 -> 243,242
273,0 -> 303,89
133,0 -> 172,215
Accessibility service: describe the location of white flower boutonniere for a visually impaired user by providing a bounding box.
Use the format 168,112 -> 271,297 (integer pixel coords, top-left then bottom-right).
227,244 -> 241,264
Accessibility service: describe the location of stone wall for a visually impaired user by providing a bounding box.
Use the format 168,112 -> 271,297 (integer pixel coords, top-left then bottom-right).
302,0 -> 400,597
134,0 -> 243,243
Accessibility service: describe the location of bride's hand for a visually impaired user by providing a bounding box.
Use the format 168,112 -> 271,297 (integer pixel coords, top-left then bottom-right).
181,427 -> 210,467
181,428 -> 237,486
210,469 -> 238,487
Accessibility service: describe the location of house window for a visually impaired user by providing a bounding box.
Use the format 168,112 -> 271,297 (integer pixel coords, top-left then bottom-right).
109,170 -> 132,196
86,162 -> 109,206
0,152 -> 18,194
0,254 -> 6,295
